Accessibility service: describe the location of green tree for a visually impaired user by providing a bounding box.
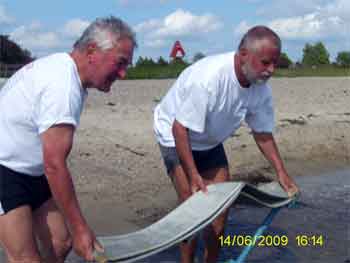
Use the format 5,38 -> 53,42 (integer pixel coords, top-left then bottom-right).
135,56 -> 156,67
336,51 -> 350,67
276,52 -> 293,68
193,52 -> 205,63
157,56 -> 168,66
0,35 -> 33,64
135,56 -> 145,67
140,57 -> 155,67
302,42 -> 330,66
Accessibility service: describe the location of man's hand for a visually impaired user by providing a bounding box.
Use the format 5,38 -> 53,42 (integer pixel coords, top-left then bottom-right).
190,173 -> 207,193
277,172 -> 299,198
172,120 -> 207,194
252,132 -> 299,198
72,224 -> 104,261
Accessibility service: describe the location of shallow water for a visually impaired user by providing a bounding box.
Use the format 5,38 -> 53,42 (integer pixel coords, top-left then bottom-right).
141,168 -> 350,263
1,169 -> 349,262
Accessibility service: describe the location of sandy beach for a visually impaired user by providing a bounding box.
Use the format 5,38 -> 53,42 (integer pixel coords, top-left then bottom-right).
67,77 -> 350,235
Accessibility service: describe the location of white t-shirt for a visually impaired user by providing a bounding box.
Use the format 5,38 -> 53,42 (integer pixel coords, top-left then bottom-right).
0,53 -> 87,176
153,51 -> 274,150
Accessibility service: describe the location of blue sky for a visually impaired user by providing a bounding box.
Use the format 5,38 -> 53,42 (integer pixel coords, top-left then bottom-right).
1,0 -> 349,63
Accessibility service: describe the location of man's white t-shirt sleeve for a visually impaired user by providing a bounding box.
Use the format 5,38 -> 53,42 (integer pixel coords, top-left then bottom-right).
174,82 -> 209,133
245,92 -> 275,133
35,80 -> 82,134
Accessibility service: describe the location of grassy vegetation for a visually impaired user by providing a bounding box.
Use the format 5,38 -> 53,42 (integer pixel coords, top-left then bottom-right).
274,65 -> 350,78
126,64 -> 188,79
126,61 -> 349,80
126,60 -> 189,79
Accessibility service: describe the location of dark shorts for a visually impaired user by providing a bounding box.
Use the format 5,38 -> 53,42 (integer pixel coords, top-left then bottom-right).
0,164 -> 52,215
159,143 -> 228,175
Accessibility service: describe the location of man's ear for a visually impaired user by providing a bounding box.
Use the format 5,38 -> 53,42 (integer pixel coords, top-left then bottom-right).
239,48 -> 249,62
238,48 -> 249,65
86,42 -> 98,63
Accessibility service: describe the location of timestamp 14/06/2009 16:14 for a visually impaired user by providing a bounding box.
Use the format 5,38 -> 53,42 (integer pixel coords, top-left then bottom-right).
218,234 -> 324,247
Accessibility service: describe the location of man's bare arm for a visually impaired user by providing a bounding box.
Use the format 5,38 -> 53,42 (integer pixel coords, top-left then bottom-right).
41,124 -> 101,260
172,120 -> 207,193
252,131 -> 299,197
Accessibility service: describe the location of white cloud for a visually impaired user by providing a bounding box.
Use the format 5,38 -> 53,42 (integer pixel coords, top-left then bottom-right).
0,5 -> 14,24
235,0 -> 349,40
328,0 -> 350,14
10,22 -> 61,50
234,21 -> 254,36
8,18 -> 91,56
134,19 -> 161,33
322,0 -> 350,26
135,9 -> 223,48
144,39 -> 167,48
256,0 -> 329,17
62,18 -> 90,38
269,13 -> 342,39
155,9 -> 222,37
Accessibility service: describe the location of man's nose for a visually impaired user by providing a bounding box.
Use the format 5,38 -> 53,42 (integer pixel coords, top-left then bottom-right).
117,68 -> 127,79
267,63 -> 275,74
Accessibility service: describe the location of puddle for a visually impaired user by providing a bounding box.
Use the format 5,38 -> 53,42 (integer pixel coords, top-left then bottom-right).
142,169 -> 350,263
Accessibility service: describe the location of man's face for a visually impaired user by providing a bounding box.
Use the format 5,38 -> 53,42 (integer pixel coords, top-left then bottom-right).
88,38 -> 134,92
241,40 -> 280,85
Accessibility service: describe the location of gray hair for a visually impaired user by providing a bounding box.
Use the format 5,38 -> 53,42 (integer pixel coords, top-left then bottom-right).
74,16 -> 137,51
238,25 -> 281,53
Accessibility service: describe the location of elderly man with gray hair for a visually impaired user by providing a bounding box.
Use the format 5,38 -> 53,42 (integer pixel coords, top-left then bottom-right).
154,25 -> 299,263
0,16 -> 136,262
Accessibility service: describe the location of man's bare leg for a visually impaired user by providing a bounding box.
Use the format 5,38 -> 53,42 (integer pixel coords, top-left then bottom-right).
0,205 -> 42,263
171,165 -> 198,263
201,166 -> 230,263
171,165 -> 230,263
33,198 -> 72,263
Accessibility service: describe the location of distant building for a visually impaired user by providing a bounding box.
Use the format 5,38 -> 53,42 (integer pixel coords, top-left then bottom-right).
170,40 -> 185,60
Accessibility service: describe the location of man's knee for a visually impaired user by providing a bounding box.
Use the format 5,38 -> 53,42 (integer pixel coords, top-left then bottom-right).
6,252 -> 41,263
177,187 -> 192,202
170,167 -> 193,202
51,235 -> 72,259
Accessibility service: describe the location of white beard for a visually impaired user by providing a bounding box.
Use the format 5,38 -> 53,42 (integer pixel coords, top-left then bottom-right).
242,63 -> 269,86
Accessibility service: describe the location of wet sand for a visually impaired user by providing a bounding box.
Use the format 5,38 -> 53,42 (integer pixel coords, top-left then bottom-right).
138,169 -> 350,263
1,77 -> 350,262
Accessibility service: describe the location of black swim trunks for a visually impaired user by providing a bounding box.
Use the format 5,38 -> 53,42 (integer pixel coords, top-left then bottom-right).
0,164 -> 52,215
159,143 -> 229,175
